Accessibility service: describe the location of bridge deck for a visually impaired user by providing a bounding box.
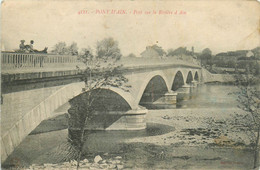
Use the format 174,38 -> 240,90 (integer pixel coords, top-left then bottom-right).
1,86 -> 63,137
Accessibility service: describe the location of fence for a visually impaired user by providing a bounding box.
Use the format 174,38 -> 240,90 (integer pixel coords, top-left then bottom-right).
1,52 -> 81,70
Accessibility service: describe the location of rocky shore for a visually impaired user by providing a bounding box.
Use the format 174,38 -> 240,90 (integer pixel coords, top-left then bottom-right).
27,155 -> 124,170
127,108 -> 254,147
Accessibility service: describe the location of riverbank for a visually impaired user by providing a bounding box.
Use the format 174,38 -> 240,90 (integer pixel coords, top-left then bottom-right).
3,107 -> 259,169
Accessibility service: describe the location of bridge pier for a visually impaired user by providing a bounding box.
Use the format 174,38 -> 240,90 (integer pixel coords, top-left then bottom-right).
152,91 -> 177,109
106,107 -> 147,130
191,80 -> 198,88
140,91 -> 177,109
177,84 -> 192,101
68,106 -> 147,131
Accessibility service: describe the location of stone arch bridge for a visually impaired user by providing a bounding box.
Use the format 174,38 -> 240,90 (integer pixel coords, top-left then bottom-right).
1,54 -> 205,162
68,66 -> 200,132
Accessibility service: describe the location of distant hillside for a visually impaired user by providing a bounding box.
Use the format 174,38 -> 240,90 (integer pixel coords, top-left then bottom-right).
215,47 -> 260,60
212,47 -> 260,69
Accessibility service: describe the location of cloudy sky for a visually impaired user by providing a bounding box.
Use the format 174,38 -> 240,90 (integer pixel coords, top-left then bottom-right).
1,0 -> 259,56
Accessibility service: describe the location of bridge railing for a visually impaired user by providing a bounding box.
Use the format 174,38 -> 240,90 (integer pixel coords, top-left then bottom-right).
1,52 -> 81,70
1,51 -> 201,73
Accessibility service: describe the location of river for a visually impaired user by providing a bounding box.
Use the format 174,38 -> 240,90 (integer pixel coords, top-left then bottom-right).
2,84 -> 258,169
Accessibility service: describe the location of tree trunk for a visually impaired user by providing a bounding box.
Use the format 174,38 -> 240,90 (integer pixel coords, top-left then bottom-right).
76,150 -> 82,170
76,124 -> 85,170
253,126 -> 260,169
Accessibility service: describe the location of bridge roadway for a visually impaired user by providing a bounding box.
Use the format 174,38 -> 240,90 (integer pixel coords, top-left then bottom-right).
1,57 -> 201,94
1,56 -> 205,163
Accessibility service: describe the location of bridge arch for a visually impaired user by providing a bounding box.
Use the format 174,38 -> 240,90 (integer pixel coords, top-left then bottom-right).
69,86 -> 136,111
186,71 -> 193,84
194,71 -> 199,81
139,75 -> 169,105
1,56 -> 205,162
136,71 -> 170,105
171,71 -> 185,91
67,87 -> 137,131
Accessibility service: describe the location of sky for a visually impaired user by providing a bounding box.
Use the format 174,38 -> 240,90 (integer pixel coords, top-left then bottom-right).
1,0 -> 260,56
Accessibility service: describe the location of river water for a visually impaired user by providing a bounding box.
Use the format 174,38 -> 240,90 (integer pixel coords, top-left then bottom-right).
177,83 -> 239,108
3,84 -> 257,169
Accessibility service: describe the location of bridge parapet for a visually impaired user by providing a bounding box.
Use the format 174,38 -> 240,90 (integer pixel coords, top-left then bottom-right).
1,52 -> 81,70
1,54 -> 202,94
1,51 -> 201,73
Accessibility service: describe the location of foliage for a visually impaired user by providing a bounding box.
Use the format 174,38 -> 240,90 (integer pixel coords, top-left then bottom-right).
52,42 -> 78,55
96,37 -> 122,60
52,42 -> 68,55
79,38 -> 130,92
141,44 -> 166,58
149,45 -> 166,56
67,42 -> 79,55
198,48 -> 212,66
167,47 -> 192,57
251,46 -> 260,60
210,47 -> 260,70
80,47 -> 94,56
202,48 -> 212,55
127,53 -> 137,58
226,60 -> 236,68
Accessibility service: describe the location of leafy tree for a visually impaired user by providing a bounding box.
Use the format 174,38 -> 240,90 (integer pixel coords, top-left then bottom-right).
67,42 -> 79,55
167,47 -> 188,57
150,45 -> 166,57
127,53 -> 137,58
167,48 -> 175,57
80,47 -> 93,56
52,42 -> 78,55
199,48 -> 213,69
255,62 -> 260,75
201,48 -> 212,59
68,37 -> 130,169
51,42 -> 68,55
96,37 -> 122,61
252,46 -> 260,60
227,60 -> 236,68
141,44 -> 166,58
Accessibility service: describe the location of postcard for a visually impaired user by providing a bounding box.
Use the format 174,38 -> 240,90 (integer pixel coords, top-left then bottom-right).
1,0 -> 260,169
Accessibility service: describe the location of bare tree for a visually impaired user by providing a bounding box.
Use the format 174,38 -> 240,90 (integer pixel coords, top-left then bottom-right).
235,69 -> 260,169
68,37 -> 130,169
